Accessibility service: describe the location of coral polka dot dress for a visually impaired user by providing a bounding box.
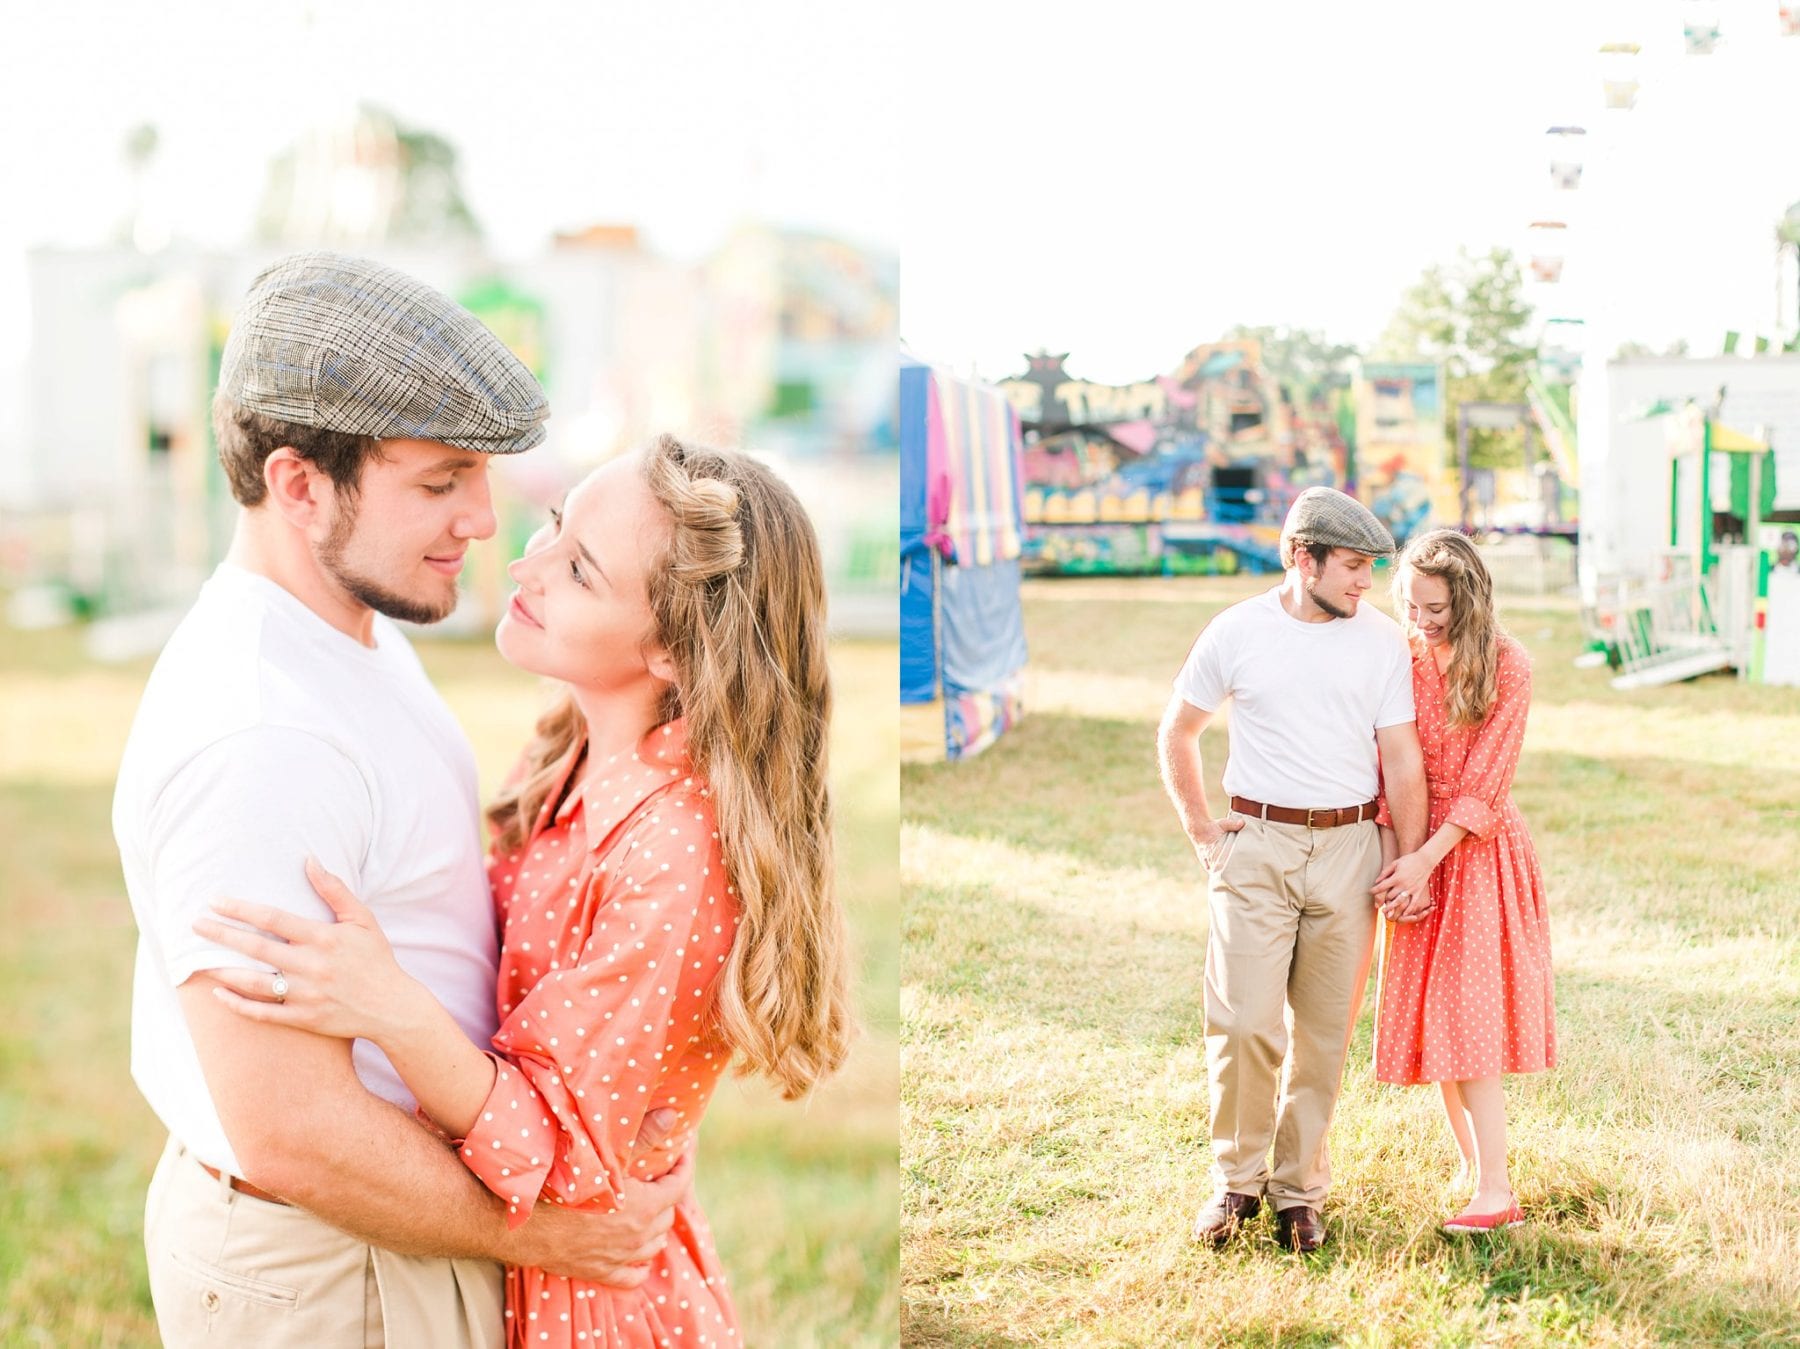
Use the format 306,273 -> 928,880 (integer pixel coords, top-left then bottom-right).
462,717 -> 742,1348
1374,636 -> 1556,1085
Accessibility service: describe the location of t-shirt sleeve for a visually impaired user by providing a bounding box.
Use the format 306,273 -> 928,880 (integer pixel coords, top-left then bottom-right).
458,793 -> 734,1227
1171,617 -> 1231,711
1374,633 -> 1417,729
146,726 -> 373,987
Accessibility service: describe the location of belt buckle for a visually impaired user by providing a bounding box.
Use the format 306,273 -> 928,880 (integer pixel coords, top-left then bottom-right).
1306,807 -> 1328,829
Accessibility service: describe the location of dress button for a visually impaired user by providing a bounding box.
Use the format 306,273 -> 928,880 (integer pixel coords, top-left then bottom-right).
202,1289 -> 222,1312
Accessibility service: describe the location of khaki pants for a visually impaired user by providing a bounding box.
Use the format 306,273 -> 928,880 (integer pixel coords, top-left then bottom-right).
1203,816 -> 1380,1210
145,1136 -> 504,1348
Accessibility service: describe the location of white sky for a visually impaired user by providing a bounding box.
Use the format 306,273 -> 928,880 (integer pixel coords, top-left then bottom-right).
899,0 -> 1800,383
0,0 -> 899,369
4,1 -> 1798,395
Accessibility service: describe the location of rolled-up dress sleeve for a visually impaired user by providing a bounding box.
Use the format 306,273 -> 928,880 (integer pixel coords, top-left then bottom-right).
459,800 -> 730,1227
1443,643 -> 1532,841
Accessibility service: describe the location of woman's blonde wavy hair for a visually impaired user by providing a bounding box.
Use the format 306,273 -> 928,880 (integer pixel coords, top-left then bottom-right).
487,434 -> 852,1100
1393,528 -> 1502,728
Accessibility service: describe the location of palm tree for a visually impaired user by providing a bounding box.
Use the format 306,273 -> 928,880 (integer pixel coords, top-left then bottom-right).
1778,201 -> 1800,345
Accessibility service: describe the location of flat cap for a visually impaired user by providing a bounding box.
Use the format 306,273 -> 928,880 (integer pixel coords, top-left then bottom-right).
218,251 -> 548,455
1281,486 -> 1395,558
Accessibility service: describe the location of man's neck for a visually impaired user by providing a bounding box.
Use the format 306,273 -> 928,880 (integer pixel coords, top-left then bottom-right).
1278,571 -> 1338,624
227,514 -> 378,646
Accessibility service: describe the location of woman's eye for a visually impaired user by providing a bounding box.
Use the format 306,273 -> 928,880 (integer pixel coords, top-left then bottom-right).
548,507 -> 563,529
568,557 -> 589,588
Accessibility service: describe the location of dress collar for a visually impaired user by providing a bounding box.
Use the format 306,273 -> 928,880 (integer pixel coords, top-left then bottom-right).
550,717 -> 697,853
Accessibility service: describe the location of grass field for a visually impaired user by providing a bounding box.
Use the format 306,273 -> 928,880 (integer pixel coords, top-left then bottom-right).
0,620 -> 898,1348
902,574 -> 1800,1347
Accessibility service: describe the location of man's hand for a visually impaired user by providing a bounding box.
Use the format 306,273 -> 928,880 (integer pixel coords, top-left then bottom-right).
1372,853 -> 1436,924
506,1108 -> 692,1288
1190,814 -> 1246,872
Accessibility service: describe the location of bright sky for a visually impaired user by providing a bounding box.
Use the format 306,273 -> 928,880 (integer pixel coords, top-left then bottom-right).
4,1 -> 1798,398
899,0 -> 1800,383
0,0 -> 899,371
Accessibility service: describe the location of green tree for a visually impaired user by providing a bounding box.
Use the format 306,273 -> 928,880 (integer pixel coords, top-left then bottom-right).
255,104 -> 482,246
1373,246 -> 1534,469
1222,324 -> 1360,407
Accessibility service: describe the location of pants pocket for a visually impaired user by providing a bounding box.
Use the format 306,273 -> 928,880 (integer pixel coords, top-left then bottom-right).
169,1248 -> 302,1309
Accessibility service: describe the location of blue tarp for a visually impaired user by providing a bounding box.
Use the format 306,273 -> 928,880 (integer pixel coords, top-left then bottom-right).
900,360 -> 938,704
900,547 -> 937,704
939,558 -> 1028,697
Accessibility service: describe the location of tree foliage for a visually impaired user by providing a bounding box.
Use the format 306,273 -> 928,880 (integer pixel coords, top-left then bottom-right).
255,103 -> 482,247
1374,246 -> 1535,468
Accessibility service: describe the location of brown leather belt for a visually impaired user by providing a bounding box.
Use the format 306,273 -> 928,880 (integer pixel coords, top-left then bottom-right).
1229,796 -> 1379,829
196,1159 -> 291,1206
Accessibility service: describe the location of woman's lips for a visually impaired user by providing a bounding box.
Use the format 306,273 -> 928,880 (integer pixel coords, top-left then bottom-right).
507,591 -> 543,628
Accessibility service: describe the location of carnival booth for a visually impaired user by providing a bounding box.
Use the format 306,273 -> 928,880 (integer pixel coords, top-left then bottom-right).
900,355 -> 1029,762
1582,383 -> 1797,689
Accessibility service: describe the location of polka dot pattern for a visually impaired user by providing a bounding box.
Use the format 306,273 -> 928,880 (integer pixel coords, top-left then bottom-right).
1374,637 -> 1558,1085
469,718 -> 742,1347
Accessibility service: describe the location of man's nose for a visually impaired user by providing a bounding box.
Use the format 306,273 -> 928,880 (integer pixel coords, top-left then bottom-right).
453,466 -> 498,540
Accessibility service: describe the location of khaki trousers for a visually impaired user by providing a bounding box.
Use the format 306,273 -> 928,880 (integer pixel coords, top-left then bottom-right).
1202,816 -> 1380,1210
145,1136 -> 504,1348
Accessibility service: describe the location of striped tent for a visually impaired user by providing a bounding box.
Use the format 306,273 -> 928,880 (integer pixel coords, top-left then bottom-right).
900,354 -> 1029,762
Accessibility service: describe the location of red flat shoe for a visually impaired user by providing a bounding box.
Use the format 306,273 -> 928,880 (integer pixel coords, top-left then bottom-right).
1442,1201 -> 1525,1234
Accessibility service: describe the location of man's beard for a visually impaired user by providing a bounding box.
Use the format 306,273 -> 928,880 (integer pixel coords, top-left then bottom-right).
1306,576 -> 1355,620
318,495 -> 458,625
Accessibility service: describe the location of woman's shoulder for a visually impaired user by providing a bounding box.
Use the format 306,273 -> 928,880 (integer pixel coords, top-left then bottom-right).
1494,632 -> 1532,672
1491,633 -> 1533,699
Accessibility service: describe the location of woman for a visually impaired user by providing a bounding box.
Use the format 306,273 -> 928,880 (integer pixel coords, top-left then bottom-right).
197,435 -> 854,1346
1370,528 -> 1555,1234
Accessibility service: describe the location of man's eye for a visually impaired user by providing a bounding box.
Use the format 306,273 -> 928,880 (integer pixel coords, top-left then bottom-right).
424,482 -> 455,496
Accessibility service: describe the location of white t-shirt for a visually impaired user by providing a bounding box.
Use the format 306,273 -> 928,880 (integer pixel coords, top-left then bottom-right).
114,563 -> 500,1175
1173,585 -> 1415,808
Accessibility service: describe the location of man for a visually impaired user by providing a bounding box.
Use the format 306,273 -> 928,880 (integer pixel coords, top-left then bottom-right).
114,253 -> 683,1346
1156,486 -> 1428,1252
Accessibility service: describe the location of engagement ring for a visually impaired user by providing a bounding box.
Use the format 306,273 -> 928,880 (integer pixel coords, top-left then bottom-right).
271,972 -> 288,1003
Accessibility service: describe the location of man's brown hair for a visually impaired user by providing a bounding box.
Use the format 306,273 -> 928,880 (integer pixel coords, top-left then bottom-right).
1280,534 -> 1333,571
213,394 -> 382,507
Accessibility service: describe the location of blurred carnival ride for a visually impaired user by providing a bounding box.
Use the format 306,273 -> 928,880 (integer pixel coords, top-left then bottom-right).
993,342 -> 1575,580
2,221 -> 899,651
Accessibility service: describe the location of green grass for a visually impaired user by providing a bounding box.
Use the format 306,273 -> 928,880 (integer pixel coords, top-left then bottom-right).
902,575 -> 1800,1347
0,624 -> 897,1348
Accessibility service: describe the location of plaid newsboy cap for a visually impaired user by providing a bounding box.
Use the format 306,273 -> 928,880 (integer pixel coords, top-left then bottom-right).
217,252 -> 548,455
1280,486 -> 1395,558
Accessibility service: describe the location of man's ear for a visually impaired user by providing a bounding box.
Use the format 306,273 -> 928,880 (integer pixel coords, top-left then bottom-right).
263,448 -> 329,532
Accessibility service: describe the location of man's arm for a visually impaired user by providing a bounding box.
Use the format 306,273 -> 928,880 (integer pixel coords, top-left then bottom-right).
1373,721 -> 1427,856
179,975 -> 681,1286
1156,695 -> 1243,863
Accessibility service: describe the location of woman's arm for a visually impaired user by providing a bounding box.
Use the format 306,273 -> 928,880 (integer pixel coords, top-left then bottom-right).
195,858 -> 497,1135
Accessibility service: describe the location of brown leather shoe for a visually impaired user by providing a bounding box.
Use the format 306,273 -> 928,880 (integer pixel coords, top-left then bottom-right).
1192,1191 -> 1261,1246
1275,1205 -> 1326,1252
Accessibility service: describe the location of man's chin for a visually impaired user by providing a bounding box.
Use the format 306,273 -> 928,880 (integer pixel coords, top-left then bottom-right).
337,570 -> 459,626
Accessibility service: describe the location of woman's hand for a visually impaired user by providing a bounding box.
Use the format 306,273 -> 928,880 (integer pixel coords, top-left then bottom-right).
193,858 -> 423,1044
1371,850 -> 1437,923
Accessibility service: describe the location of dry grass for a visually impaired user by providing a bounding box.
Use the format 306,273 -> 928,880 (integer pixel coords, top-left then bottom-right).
0,623 -> 897,1348
902,574 -> 1800,1347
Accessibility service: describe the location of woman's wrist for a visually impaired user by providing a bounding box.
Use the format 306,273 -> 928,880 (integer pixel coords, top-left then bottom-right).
373,973 -> 438,1053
